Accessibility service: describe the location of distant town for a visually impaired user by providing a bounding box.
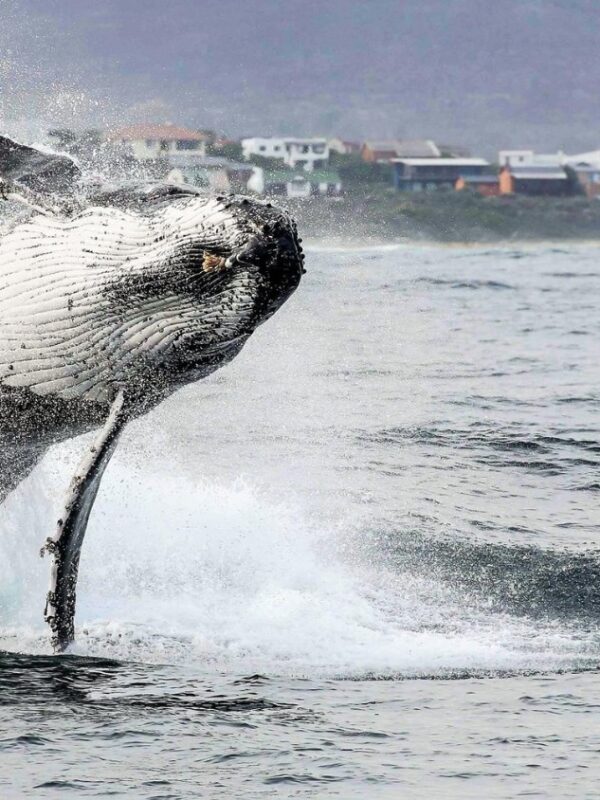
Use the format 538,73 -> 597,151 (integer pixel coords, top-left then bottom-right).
46,123 -> 600,201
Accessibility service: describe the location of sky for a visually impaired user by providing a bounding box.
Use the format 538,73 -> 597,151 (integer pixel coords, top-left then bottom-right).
0,0 -> 598,156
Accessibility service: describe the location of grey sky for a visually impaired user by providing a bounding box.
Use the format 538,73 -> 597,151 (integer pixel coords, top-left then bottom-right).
1,0 -> 598,155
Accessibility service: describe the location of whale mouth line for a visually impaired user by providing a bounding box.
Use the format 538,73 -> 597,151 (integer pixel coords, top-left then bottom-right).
225,235 -> 272,269
198,244 -> 273,282
202,234 -> 278,275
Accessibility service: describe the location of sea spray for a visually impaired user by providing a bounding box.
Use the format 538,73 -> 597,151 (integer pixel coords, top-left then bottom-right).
1,431 -> 597,676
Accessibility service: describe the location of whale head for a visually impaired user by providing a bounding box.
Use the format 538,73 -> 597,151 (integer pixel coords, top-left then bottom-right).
100,188 -> 306,399
202,194 -> 305,325
0,185 -> 305,407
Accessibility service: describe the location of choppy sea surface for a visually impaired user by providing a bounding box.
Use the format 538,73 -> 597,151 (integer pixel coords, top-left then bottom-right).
1,243 -> 599,798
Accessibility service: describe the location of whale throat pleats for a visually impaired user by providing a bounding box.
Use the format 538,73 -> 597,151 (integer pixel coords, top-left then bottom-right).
0,201 -> 259,403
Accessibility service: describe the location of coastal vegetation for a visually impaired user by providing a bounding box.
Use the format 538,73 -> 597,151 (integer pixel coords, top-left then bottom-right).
291,189 -> 600,243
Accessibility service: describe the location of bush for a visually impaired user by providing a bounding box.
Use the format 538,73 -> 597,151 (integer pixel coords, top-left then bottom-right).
332,153 -> 391,186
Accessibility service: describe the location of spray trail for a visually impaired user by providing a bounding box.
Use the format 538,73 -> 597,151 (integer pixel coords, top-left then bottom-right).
1,434 -> 598,678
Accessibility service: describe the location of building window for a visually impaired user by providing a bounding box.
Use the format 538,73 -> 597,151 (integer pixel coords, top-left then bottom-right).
274,146 -> 280,152
146,139 -> 155,147
259,145 -> 266,152
177,140 -> 199,150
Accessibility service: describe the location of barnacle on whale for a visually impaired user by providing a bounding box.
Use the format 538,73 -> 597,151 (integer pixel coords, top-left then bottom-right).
202,252 -> 228,273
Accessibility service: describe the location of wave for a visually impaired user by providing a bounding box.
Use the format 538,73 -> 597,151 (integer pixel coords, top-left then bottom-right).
414,277 -> 515,290
361,424 -> 600,478
372,529 -> 600,622
1,438 -> 599,679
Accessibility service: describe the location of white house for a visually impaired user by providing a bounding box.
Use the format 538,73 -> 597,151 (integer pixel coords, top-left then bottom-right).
328,137 -> 360,155
241,137 -> 329,172
564,149 -> 600,168
247,167 -> 341,198
498,150 -> 565,168
498,148 -> 600,197
108,124 -> 209,160
166,155 -> 256,193
499,148 -> 600,171
563,150 -> 600,198
286,175 -> 312,198
247,169 -> 311,197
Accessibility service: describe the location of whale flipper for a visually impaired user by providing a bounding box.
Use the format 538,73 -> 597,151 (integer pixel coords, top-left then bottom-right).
42,390 -> 128,651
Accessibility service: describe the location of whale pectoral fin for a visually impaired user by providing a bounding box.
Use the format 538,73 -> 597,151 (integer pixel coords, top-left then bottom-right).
42,389 -> 129,652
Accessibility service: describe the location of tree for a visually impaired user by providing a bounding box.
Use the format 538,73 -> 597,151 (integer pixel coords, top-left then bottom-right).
333,153 -> 391,187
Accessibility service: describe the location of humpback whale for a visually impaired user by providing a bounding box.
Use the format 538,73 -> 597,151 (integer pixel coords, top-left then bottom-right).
0,135 -> 304,651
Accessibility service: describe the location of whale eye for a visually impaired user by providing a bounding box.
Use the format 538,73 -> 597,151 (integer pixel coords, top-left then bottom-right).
202,252 -> 227,273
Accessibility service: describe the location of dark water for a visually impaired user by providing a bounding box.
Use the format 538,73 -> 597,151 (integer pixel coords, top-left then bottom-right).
1,243 -> 599,798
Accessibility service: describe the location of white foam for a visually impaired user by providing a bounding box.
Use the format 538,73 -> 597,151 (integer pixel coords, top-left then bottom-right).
1,439 -> 597,678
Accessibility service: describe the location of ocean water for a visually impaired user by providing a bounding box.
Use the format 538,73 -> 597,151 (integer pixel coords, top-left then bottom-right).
1,242 -> 599,798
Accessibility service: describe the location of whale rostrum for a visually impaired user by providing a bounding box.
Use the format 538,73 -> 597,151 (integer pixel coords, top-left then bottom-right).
0,134 -> 304,651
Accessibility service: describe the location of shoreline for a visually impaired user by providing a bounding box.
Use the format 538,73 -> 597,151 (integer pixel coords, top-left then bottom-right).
286,192 -> 600,246
303,237 -> 600,249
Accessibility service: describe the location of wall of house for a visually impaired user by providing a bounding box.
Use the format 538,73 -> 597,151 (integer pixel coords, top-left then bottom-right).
285,141 -> 328,172
498,150 -> 564,168
499,169 -> 514,194
241,138 -> 287,161
394,163 -> 487,190
125,138 -> 206,160
456,177 -> 500,196
575,171 -> 600,198
328,138 -> 356,155
361,146 -> 397,163
286,178 -> 311,198
361,145 -> 375,162
311,181 -> 342,196
498,150 -> 535,167
241,138 -> 329,172
514,178 -> 570,196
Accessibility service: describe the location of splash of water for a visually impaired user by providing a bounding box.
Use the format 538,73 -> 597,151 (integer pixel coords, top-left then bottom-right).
1,434 -> 598,678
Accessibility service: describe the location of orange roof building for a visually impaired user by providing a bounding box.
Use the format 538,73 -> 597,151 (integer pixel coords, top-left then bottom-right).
455,174 -> 500,196
108,124 -> 209,160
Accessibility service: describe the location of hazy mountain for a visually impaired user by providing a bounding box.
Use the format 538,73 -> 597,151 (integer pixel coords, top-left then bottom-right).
1,0 -> 599,156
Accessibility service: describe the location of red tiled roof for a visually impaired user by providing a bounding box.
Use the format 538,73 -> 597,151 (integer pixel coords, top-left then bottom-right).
108,124 -> 209,142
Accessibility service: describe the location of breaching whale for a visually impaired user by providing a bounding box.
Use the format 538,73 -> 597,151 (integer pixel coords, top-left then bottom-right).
0,135 -> 304,651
